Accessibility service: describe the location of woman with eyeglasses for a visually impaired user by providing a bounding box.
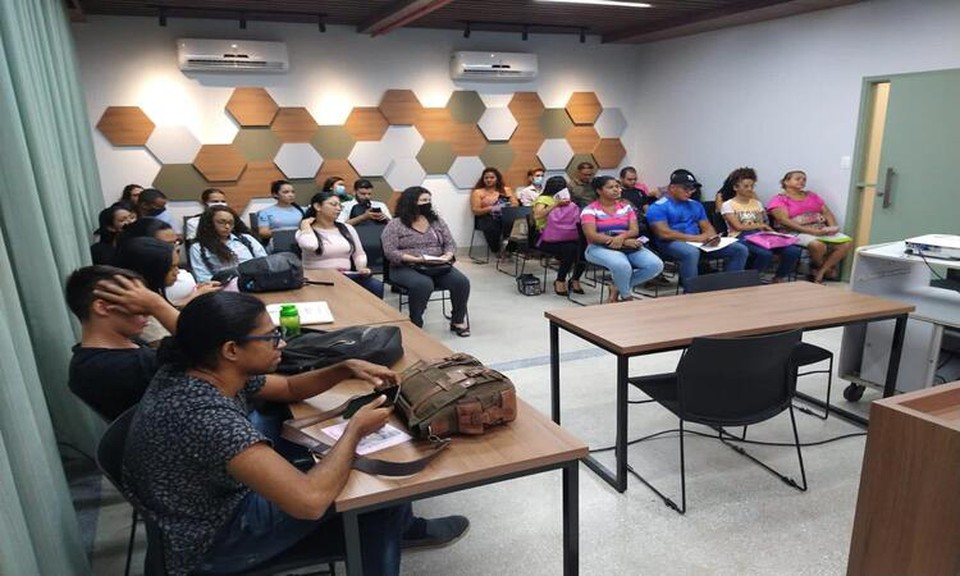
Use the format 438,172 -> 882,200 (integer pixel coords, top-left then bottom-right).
190,205 -> 267,283
123,291 -> 468,576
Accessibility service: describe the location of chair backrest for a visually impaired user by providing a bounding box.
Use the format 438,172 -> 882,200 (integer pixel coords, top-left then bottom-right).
703,200 -> 727,235
270,228 -> 299,254
685,269 -> 761,293
676,329 -> 802,426
97,406 -> 137,491
354,222 -> 386,273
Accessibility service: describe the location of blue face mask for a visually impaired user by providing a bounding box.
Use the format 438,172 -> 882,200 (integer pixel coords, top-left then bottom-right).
533,176 -> 544,186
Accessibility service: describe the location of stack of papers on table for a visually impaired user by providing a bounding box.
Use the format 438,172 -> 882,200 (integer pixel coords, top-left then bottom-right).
266,301 -> 334,326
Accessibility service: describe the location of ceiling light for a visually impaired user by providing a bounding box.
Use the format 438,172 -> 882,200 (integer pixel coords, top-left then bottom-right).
537,0 -> 652,7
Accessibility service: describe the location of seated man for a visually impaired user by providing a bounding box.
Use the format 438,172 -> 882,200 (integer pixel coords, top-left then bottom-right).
647,169 -> 749,292
339,179 -> 392,226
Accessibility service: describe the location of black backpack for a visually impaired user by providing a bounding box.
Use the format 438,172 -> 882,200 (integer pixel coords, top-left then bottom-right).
277,325 -> 404,374
237,253 -> 304,293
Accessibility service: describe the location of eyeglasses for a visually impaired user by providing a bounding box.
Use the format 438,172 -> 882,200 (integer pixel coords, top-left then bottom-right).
239,328 -> 284,348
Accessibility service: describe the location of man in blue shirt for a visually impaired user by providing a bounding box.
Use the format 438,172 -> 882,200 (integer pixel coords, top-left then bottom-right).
647,169 -> 748,292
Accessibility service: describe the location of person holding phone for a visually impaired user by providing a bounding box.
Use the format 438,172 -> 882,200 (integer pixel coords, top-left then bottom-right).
647,169 -> 749,292
470,167 -> 518,259
339,179 -> 392,226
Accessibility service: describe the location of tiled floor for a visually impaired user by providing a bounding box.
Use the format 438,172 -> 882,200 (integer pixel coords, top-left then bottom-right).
69,256 -> 885,575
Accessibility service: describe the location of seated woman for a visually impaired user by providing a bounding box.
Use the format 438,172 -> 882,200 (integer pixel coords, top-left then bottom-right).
321,175 -> 350,201
123,291 -> 468,576
470,167 -> 518,258
185,188 -> 228,241
720,167 -> 802,283
257,180 -> 304,242
296,191 -> 383,298
768,169 -> 853,283
532,176 -> 585,295
189,206 -> 267,282
581,176 -> 664,303
90,204 -> 136,265
381,186 -> 471,336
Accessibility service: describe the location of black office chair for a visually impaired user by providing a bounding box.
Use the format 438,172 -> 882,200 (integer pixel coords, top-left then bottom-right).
628,330 -> 807,514
381,251 -> 452,321
515,213 -> 550,289
494,206 -> 533,276
468,218 -> 490,264
684,269 -> 834,419
354,222 -> 386,274
95,408 -> 140,576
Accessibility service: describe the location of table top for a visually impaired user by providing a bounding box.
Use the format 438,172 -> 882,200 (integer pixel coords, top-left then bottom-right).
545,282 -> 915,356
290,322 -> 588,513
257,269 -> 406,330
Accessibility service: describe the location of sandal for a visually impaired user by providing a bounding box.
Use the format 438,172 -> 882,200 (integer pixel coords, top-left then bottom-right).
449,323 -> 471,338
569,280 -> 585,294
554,280 -> 569,295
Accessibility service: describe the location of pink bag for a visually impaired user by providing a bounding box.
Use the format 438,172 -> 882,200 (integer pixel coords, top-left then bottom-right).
745,232 -> 799,250
538,203 -> 581,244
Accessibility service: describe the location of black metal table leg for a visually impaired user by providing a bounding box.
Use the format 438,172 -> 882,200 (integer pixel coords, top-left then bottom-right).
343,510 -> 363,576
551,321 -> 561,424
582,354 -> 630,492
562,460 -> 579,576
883,314 -> 908,398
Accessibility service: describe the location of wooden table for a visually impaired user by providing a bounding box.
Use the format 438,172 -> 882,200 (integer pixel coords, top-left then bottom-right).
544,282 -> 914,493
257,269 -> 406,330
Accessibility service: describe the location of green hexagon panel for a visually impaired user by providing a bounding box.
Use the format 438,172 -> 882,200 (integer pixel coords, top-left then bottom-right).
232,128 -> 282,162
311,125 -> 357,160
566,153 -> 598,180
152,164 -> 209,202
479,143 -> 515,174
446,91 -> 486,125
540,109 -> 574,139
364,176 -> 395,204
417,141 -> 457,175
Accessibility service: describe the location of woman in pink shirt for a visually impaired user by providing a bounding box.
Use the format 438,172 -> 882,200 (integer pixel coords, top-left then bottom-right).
768,170 -> 852,283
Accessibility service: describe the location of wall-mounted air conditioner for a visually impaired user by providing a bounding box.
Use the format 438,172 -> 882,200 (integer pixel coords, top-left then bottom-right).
177,39 -> 289,73
450,51 -> 537,82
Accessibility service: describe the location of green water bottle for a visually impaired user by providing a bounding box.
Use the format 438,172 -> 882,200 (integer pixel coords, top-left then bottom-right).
279,304 -> 301,339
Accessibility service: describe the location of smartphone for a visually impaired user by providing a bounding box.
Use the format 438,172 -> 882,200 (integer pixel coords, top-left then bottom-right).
703,234 -> 722,248
370,207 -> 382,213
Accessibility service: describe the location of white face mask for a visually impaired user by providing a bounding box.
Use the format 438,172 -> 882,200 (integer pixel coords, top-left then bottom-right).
206,200 -> 227,208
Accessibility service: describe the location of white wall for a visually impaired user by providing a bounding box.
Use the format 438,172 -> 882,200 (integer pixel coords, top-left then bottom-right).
631,0 -> 960,224
71,17 -> 640,244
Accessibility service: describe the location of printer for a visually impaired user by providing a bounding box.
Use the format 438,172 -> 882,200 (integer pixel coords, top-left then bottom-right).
904,234 -> 960,260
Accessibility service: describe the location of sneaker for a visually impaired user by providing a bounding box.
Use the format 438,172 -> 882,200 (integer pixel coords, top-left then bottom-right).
401,515 -> 470,550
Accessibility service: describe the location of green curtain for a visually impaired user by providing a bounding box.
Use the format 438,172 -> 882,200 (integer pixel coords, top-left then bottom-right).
0,0 -> 108,573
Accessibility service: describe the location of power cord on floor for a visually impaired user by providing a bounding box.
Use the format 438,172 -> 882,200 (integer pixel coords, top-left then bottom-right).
588,427 -> 866,454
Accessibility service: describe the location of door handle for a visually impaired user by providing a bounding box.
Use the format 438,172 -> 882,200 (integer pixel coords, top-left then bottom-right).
877,167 -> 896,208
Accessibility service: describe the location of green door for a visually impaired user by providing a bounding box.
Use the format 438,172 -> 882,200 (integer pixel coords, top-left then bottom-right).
869,69 -> 960,244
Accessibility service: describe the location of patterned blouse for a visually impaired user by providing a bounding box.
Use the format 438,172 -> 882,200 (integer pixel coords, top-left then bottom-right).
380,217 -> 457,266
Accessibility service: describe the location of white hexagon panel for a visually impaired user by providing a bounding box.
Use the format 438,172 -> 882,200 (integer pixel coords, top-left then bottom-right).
537,139 -> 575,171
274,143 -> 323,179
379,126 -> 424,159
447,156 -> 485,190
594,108 -> 628,138
348,141 -> 392,176
384,158 -> 426,191
477,107 -> 518,141
145,124 -> 202,164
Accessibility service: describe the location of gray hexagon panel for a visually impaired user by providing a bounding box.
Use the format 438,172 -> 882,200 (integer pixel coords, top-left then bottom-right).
477,107 -> 518,142
145,124 -> 202,164
594,108 -> 628,138
537,139 -> 575,171
348,141 -> 392,176
384,158 -> 426,191
274,143 -> 323,180
447,156 -> 485,190
379,126 -> 424,159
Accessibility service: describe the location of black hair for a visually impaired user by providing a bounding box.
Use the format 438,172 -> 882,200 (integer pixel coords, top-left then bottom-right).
120,184 -> 142,202
115,237 -> 175,296
137,188 -> 166,206
94,204 -> 133,242
619,166 -> 637,179
304,191 -> 356,257
395,186 -> 436,227
117,217 -> 173,248
158,291 -> 266,370
194,205 -> 255,266
474,167 -> 506,194
541,175 -> 568,198
591,175 -> 617,192
577,161 -> 595,171
354,178 -> 373,191
65,265 -> 144,321
200,188 -> 225,203
321,176 -> 344,192
270,179 -> 291,197
718,167 -> 758,203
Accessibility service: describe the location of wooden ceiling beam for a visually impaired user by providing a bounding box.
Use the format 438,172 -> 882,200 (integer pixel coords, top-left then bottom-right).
359,0 -> 455,36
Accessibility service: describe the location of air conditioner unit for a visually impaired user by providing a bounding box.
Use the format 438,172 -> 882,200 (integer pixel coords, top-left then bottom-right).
450,51 -> 537,82
177,39 -> 289,73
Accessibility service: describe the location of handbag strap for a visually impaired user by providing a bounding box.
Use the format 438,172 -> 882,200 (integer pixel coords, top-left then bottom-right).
281,396 -> 449,477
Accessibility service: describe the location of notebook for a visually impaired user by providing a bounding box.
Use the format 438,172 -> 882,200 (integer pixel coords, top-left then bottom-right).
686,237 -> 738,253
266,301 -> 334,326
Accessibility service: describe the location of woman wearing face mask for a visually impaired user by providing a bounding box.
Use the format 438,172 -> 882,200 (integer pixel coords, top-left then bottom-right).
185,188 -> 229,241
296,191 -> 383,298
190,206 -> 267,283
257,180 -> 304,241
516,167 -> 545,207
381,187 -> 470,336
321,176 -> 351,202
470,167 -> 518,258
90,204 -> 137,265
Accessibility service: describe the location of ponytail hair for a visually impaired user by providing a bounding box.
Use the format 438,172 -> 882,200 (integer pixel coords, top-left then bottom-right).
157,291 -> 265,369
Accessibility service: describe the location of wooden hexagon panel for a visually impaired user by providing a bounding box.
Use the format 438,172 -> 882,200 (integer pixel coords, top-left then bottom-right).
274,143 -> 323,180
379,90 -> 423,125
593,139 -> 627,169
316,159 -> 361,193
226,87 -> 279,127
193,144 -> 246,182
566,125 -> 601,155
219,161 -> 284,212
477,108 -> 518,142
565,92 -> 603,125
146,125 -> 202,164
344,107 -> 389,141
270,108 -> 318,143
97,106 -> 155,146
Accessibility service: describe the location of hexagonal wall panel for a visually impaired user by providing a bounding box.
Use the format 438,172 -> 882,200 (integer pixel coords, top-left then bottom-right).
446,91 -> 486,125
145,125 -> 202,164
566,125 -> 601,155
594,108 -> 627,138
219,161 -> 285,213
344,107 -> 389,141
477,108 -> 518,142
565,92 -> 602,125
233,128 -> 282,162
447,156 -> 485,190
226,87 -> 279,127
417,141 -> 457,175
414,108 -> 486,156
97,106 -> 155,147
384,158 -> 426,191
537,139 -> 575,171
152,164 -> 209,202
274,143 -> 323,180
364,176 -> 395,204
593,139 -> 627,169
380,126 -> 424,160
539,109 -> 574,139
270,108 -> 318,143
508,93 -> 545,123
316,159 -> 361,193
379,89 -> 423,125
347,141 -> 391,177
311,126 -> 356,160
193,144 -> 247,182
480,143 -> 515,173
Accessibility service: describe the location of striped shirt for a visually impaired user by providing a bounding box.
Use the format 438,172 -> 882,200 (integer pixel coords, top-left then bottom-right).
580,200 -> 637,236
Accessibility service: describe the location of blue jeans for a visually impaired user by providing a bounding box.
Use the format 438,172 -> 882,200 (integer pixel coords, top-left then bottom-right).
350,273 -> 384,298
657,239 -> 749,292
739,233 -> 802,279
584,244 -> 664,296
